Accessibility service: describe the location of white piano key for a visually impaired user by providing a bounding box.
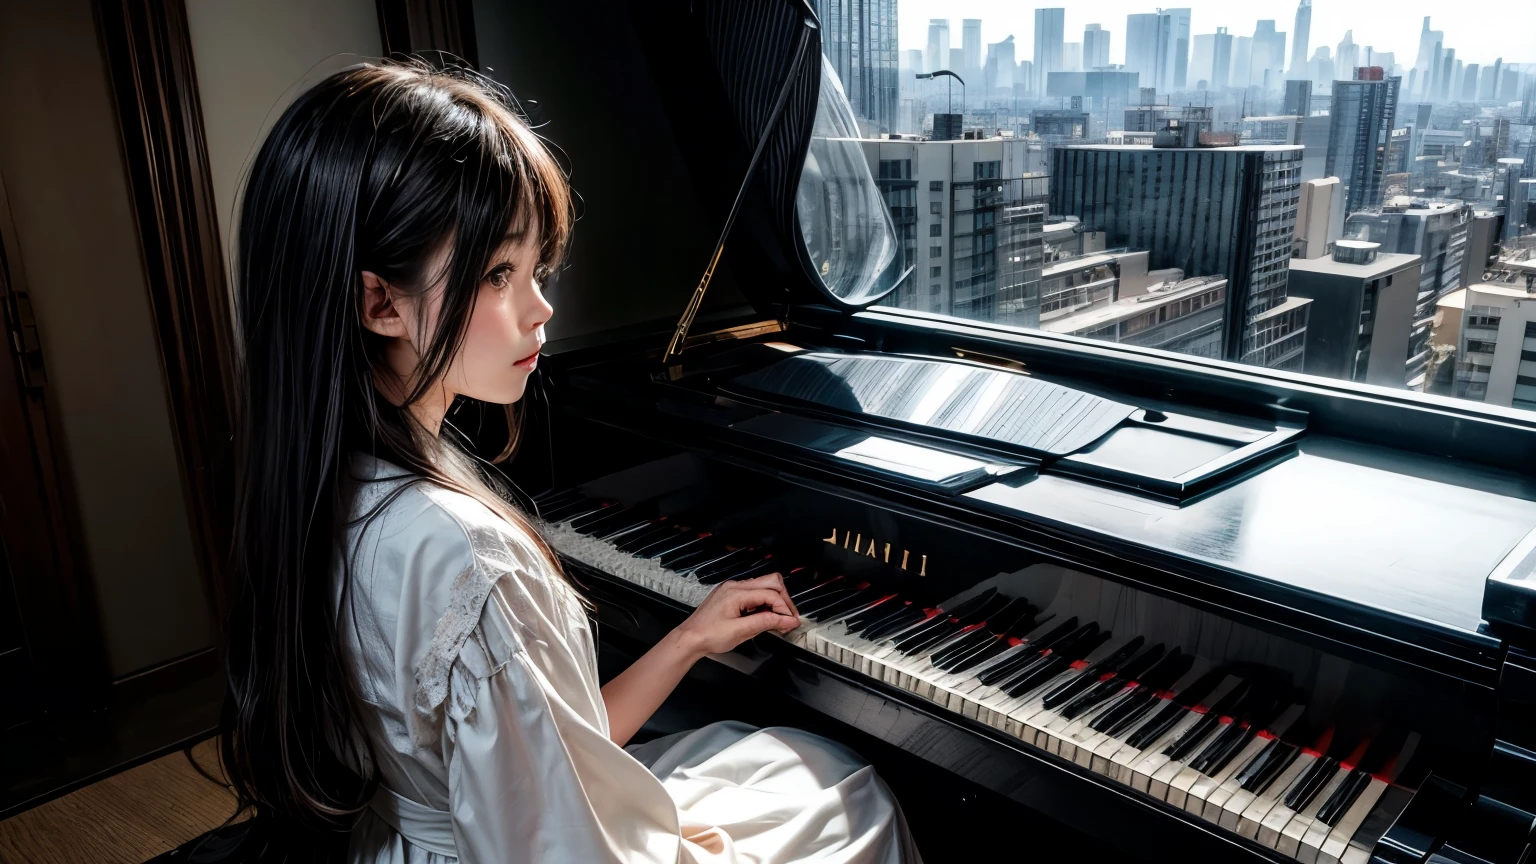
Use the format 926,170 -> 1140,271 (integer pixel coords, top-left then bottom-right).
1196,706 -> 1303,821
1277,765 -> 1348,858
1317,777 -> 1388,864
1237,749 -> 1313,839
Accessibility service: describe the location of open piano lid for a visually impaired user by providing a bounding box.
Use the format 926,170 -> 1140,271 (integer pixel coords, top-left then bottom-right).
635,0 -> 906,331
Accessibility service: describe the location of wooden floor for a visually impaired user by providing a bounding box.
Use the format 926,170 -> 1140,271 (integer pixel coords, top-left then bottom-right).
0,737 -> 237,864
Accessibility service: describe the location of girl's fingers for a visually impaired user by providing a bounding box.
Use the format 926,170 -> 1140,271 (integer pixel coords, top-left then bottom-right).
731,587 -> 795,619
733,573 -> 799,618
729,607 -> 799,643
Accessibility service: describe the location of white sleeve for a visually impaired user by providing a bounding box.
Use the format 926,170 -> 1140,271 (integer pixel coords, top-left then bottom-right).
442,575 -> 683,864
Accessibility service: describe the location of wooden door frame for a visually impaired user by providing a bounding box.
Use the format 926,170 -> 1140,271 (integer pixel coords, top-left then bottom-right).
92,0 -> 235,631
0,173 -> 110,715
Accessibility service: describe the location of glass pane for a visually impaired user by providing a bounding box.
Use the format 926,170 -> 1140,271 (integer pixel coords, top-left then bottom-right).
796,55 -> 907,304
810,1 -> 1536,417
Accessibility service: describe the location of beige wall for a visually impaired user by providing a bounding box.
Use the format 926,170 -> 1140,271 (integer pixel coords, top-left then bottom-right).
185,0 -> 382,256
0,0 -> 210,675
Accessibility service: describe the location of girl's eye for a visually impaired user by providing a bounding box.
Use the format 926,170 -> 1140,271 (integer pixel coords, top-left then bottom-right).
488,266 -> 514,289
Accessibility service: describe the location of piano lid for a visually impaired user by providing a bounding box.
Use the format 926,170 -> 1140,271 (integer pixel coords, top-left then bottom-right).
635,1 -> 905,326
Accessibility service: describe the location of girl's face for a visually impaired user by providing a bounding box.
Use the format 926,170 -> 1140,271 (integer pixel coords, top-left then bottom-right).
361,227 -> 554,411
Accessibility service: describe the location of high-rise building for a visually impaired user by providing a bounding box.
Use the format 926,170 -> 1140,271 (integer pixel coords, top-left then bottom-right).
1462,64 -> 1480,102
1336,31 -> 1358,82
1156,8 -> 1192,92
1040,255 -> 1229,359
1251,20 -> 1287,92
1232,36 -> 1253,88
1289,0 -> 1311,78
1050,141 -> 1310,368
1191,34 -> 1216,89
1063,42 -> 1082,73
1083,24 -> 1110,70
1346,200 -> 1471,389
1125,14 -> 1161,88
1284,80 -> 1312,116
1286,240 -> 1421,386
1413,18 -> 1445,101
1308,46 -> 1333,88
1433,262 -> 1536,407
862,138 -> 1047,325
1293,176 -> 1344,259
1033,8 -> 1066,97
984,37 -> 1016,97
1327,68 -> 1401,214
815,0 -> 899,134
926,19 -> 950,79
962,19 -> 982,78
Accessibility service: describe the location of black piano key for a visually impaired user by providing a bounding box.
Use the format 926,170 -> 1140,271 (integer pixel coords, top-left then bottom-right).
804,588 -> 884,622
542,497 -> 607,524
632,530 -> 703,559
1245,742 -> 1301,794
866,589 -> 997,642
977,618 -> 1079,686
1004,629 -> 1111,698
1092,649 -> 1191,736
947,614 -> 1056,676
1317,769 -> 1372,828
795,584 -> 859,616
994,622 -> 1101,693
1191,692 -> 1281,775
1164,681 -> 1251,761
601,517 -> 668,544
1040,636 -> 1145,709
847,601 -> 919,634
1285,755 -> 1339,812
570,503 -> 638,534
1059,643 -> 1167,720
931,598 -> 1037,669
657,536 -> 722,568
1125,669 -> 1229,751
691,547 -> 764,580
616,522 -> 683,553
792,576 -> 850,607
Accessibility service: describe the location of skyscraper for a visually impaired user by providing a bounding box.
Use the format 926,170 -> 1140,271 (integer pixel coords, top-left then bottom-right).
1034,8 -> 1066,97
1083,24 -> 1110,70
1413,18 -> 1444,100
1336,31 -> 1358,81
815,0 -> 899,133
1050,141 -> 1310,368
1125,14 -> 1161,88
1327,68 -> 1401,215
1289,0 -> 1311,78
926,19 -> 950,78
1156,8 -> 1192,92
984,36 -> 1016,96
1191,34 -> 1216,89
1232,36 -> 1253,88
1251,20 -> 1287,91
962,18 -> 982,80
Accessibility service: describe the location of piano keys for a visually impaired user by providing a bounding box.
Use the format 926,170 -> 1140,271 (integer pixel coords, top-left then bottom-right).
534,471 -> 1447,863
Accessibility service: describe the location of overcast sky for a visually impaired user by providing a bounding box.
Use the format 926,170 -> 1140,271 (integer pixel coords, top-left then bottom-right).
896,1 -> 1534,69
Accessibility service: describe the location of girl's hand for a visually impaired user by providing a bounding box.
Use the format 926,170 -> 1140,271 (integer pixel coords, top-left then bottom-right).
673,573 -> 801,659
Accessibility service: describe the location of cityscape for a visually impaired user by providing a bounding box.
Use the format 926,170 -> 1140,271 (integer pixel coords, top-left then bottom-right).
815,0 -> 1536,407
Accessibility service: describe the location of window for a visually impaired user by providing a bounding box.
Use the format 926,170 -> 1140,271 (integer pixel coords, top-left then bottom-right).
930,266 -> 942,278
811,3 -> 1536,424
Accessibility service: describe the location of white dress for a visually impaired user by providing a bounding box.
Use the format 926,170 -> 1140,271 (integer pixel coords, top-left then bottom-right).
335,454 -> 920,864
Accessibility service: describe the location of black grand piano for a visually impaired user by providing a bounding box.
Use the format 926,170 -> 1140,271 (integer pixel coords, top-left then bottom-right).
474,3 -> 1536,861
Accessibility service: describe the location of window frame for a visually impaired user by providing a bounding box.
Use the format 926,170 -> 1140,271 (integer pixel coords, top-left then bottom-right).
849,305 -> 1536,471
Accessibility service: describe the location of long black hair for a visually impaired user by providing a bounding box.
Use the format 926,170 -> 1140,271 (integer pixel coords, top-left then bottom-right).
221,60 -> 574,854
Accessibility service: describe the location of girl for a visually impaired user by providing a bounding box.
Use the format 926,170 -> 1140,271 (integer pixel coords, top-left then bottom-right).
222,61 -> 919,863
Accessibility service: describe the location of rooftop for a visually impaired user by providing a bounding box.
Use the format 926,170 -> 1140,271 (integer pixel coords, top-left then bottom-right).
1289,250 -> 1421,278
1041,275 -> 1227,333
1056,142 -> 1303,153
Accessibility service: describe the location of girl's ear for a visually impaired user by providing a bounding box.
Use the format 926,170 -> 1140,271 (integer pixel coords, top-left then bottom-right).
360,271 -> 409,338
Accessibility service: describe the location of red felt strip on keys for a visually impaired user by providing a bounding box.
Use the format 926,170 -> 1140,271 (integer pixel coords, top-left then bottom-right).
1373,750 -> 1401,783
1191,704 -> 1210,714
855,581 -> 871,590
1304,728 -> 1334,759
922,608 -> 941,619
1156,690 -> 1176,700
697,532 -> 713,539
1218,716 -> 1235,725
1099,672 -> 1118,682
1070,660 -> 1090,670
1257,730 -> 1276,740
958,622 -> 988,634
1122,681 -> 1140,690
1341,737 -> 1372,772
1007,637 -> 1024,647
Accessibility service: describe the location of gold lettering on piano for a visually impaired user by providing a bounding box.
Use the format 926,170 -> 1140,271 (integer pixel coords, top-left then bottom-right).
820,526 -> 931,576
